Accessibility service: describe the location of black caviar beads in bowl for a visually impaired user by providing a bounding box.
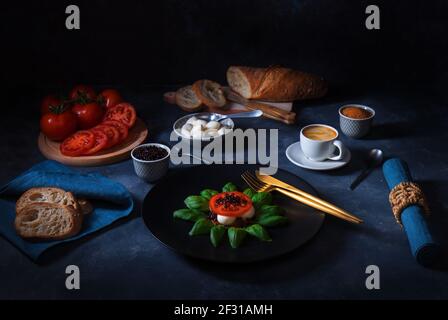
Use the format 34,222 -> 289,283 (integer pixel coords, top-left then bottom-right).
131,143 -> 171,182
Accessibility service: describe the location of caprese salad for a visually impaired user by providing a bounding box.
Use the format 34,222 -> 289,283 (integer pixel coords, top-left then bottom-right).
174,182 -> 288,248
39,85 -> 138,157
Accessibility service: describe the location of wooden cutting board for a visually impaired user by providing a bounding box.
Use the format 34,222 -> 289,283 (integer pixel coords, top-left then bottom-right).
38,118 -> 148,166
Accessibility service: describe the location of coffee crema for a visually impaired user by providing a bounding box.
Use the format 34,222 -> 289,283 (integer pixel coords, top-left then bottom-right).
303,125 -> 337,141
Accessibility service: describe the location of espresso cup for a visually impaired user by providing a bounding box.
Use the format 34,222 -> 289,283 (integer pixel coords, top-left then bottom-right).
300,124 -> 346,162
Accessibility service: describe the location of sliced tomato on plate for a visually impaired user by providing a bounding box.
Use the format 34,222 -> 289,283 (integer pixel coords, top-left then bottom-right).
209,192 -> 254,217
102,120 -> 129,141
93,124 -> 120,148
103,103 -> 137,128
60,131 -> 95,157
83,129 -> 109,155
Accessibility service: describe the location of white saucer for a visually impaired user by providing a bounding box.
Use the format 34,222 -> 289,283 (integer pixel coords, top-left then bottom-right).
285,141 -> 351,171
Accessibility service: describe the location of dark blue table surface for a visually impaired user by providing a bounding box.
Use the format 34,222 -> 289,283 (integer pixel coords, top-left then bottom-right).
1,86 -> 447,299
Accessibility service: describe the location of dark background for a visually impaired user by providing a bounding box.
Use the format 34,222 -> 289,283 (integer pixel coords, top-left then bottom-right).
1,0 -> 447,93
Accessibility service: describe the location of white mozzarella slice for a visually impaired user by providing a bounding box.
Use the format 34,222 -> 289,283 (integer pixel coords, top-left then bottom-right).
241,206 -> 255,220
217,215 -> 236,226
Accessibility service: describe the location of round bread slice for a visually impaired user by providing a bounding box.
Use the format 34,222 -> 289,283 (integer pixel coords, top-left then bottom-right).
175,86 -> 203,112
15,202 -> 83,240
16,187 -> 79,215
192,80 -> 227,108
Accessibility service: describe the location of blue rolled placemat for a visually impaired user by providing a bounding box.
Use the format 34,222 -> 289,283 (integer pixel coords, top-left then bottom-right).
383,158 -> 440,267
0,160 -> 134,261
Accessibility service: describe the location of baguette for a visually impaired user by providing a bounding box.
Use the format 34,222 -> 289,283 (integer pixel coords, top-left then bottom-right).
15,202 -> 83,240
16,187 -> 79,215
226,66 -> 328,101
192,80 -> 227,108
175,86 -> 203,112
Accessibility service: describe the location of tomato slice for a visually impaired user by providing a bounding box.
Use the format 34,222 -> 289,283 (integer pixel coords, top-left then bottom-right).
92,124 -> 120,148
209,192 -> 253,217
60,131 -> 95,157
103,103 -> 137,128
102,120 -> 129,141
83,130 -> 108,155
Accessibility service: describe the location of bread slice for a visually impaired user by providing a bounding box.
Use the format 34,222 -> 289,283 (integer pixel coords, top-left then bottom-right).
16,187 -> 79,215
175,86 -> 203,112
192,80 -> 227,108
15,202 -> 83,240
78,199 -> 93,215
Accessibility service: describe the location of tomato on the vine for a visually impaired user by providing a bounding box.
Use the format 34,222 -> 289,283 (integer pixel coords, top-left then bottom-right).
72,102 -> 105,129
40,106 -> 78,141
69,85 -> 96,101
41,95 -> 61,115
98,89 -> 123,109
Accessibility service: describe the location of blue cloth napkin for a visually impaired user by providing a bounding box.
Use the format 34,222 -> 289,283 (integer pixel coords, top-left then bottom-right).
383,158 -> 440,267
0,160 -> 134,261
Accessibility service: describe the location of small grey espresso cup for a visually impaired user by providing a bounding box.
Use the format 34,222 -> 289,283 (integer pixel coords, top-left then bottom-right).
300,124 -> 346,162
339,104 -> 375,139
131,143 -> 171,182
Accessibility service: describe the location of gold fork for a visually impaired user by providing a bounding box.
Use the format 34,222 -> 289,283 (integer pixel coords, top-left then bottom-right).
255,171 -> 362,222
241,171 -> 362,224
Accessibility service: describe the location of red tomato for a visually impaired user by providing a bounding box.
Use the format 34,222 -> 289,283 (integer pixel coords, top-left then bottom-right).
103,103 -> 137,128
40,108 -> 78,141
69,85 -> 96,101
209,192 -> 253,217
93,124 -> 120,148
102,120 -> 129,141
83,130 -> 108,155
60,131 -> 95,157
41,95 -> 62,114
98,89 -> 123,109
72,102 -> 105,129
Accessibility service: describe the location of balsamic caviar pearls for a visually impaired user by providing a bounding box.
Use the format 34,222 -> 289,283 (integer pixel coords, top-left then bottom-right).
134,146 -> 168,161
215,193 -> 248,210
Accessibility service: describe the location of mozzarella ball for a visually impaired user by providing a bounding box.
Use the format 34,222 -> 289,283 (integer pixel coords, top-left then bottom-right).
181,123 -> 193,137
194,119 -> 207,127
205,129 -> 220,138
186,116 -> 197,125
217,215 -> 236,226
241,206 -> 255,220
206,121 -> 221,130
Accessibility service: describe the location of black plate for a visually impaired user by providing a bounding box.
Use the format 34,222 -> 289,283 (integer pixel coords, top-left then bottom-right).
142,165 -> 325,263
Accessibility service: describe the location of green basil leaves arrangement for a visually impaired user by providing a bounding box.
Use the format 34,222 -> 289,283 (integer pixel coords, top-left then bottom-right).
173,182 -> 288,248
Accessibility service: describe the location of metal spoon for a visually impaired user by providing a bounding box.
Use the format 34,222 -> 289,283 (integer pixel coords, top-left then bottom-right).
350,149 -> 384,190
197,110 -> 263,122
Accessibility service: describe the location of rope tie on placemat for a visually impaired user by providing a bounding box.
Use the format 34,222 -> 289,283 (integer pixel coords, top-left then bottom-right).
389,182 -> 430,224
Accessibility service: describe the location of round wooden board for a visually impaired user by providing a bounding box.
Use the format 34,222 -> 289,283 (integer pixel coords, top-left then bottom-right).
38,118 -> 148,166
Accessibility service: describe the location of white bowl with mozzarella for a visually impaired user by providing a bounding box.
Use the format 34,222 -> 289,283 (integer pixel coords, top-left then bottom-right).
173,113 -> 234,141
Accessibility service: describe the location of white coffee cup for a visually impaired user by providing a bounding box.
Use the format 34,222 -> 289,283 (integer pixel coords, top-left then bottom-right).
300,124 -> 346,162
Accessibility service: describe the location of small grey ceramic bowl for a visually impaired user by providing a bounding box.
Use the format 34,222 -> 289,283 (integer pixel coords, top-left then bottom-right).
339,104 -> 375,139
131,143 -> 171,183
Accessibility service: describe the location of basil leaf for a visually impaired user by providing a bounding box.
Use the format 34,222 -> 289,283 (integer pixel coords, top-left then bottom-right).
228,227 -> 247,248
245,224 -> 272,241
243,188 -> 256,198
222,182 -> 238,192
200,189 -> 219,201
184,195 -> 209,212
260,205 -> 285,216
173,209 -> 206,222
258,214 -> 288,227
210,225 -> 226,247
189,218 -> 214,236
251,192 -> 273,208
